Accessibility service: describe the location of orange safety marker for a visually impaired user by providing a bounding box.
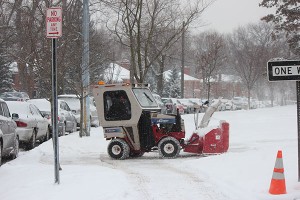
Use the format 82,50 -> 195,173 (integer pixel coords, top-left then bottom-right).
269,150 -> 287,195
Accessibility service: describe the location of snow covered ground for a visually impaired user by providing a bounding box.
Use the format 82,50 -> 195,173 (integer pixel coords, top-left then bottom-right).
1,105 -> 300,200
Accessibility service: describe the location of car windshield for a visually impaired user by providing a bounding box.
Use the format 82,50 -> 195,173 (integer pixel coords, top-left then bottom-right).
132,88 -> 158,108
6,102 -> 29,115
58,97 -> 80,109
27,99 -> 51,111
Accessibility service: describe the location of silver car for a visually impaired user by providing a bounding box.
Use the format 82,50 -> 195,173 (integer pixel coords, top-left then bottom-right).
27,99 -> 77,136
0,99 -> 19,166
58,94 -> 99,127
6,101 -> 49,150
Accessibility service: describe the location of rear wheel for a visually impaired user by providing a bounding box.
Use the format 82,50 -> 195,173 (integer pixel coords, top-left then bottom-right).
43,128 -> 50,142
69,122 -> 77,133
107,139 -> 130,160
158,136 -> 181,158
27,129 -> 36,150
59,123 -> 66,136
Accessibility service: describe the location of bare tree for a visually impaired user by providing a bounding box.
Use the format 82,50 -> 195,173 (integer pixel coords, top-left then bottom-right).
103,0 -> 210,84
193,31 -> 226,101
228,22 -> 276,108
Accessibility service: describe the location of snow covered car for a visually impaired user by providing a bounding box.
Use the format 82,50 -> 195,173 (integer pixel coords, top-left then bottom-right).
232,97 -> 246,110
28,98 -> 77,135
224,100 -> 237,110
177,98 -> 195,114
6,101 -> 49,149
161,98 -> 184,115
0,99 -> 19,166
152,93 -> 167,114
58,94 -> 99,127
0,91 -> 30,102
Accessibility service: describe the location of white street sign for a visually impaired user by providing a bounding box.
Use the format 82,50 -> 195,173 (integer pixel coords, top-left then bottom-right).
268,60 -> 300,81
272,65 -> 300,76
46,7 -> 62,38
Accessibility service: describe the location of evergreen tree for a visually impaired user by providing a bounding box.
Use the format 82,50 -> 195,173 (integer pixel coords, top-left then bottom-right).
163,68 -> 181,98
0,52 -> 13,93
260,0 -> 300,56
145,66 -> 158,93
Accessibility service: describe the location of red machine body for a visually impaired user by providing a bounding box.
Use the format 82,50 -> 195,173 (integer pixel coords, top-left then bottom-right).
184,121 -> 229,154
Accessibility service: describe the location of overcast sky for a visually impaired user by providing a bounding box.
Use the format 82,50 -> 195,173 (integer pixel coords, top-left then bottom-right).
192,0 -> 274,34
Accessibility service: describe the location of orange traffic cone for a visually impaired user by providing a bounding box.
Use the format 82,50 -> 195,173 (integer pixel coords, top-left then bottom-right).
269,150 -> 286,195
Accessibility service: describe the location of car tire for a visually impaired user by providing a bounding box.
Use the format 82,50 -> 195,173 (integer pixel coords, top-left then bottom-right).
107,139 -> 130,160
70,122 -> 77,133
43,127 -> 50,142
27,129 -> 36,150
60,123 -> 66,136
158,136 -> 181,159
11,136 -> 19,160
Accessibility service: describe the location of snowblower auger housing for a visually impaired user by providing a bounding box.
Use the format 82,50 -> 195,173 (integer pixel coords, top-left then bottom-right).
92,83 -> 229,160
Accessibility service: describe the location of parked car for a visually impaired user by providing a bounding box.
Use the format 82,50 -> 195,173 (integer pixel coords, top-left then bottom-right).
232,97 -> 244,110
28,99 -> 77,135
161,98 -> 184,115
224,100 -> 237,110
213,99 -> 227,111
189,98 -> 206,113
58,94 -> 99,127
0,99 -> 19,166
177,99 -> 195,114
250,98 -> 258,109
6,101 -> 49,150
0,91 -> 30,102
152,93 -> 167,114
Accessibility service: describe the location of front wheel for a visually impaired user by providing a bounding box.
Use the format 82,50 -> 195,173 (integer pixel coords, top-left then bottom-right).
11,136 -> 19,159
158,137 -> 181,159
43,127 -> 50,142
107,139 -> 130,160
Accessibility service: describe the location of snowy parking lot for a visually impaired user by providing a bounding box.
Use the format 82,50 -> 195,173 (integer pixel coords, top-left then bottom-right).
0,105 -> 299,200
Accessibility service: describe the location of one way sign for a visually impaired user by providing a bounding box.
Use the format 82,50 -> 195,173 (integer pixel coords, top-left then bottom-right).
268,60 -> 300,81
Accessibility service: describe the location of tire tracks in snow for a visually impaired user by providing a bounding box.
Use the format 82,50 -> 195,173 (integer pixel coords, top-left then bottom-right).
100,153 -> 230,200
100,154 -> 151,200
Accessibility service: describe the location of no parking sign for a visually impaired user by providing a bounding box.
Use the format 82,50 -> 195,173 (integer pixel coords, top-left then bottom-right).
46,7 -> 62,38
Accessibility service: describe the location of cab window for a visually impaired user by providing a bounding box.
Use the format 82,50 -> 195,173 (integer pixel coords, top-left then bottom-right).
103,90 -> 131,121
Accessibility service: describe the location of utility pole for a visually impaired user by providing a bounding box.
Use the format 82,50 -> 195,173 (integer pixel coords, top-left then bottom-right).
82,0 -> 90,136
181,21 -> 185,98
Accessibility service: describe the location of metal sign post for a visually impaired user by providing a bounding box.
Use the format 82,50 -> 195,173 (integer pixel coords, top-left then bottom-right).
46,7 -> 62,184
51,38 -> 60,184
268,60 -> 300,181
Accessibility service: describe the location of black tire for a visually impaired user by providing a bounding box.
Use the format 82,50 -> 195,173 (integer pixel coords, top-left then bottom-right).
59,123 -> 66,136
11,136 -> 19,160
107,139 -> 130,160
158,136 -> 181,159
69,122 -> 77,133
27,129 -> 36,150
43,128 -> 50,142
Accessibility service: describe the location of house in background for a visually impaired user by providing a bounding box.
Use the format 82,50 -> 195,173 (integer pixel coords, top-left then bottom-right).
163,70 -> 201,98
103,63 -> 202,98
205,74 -> 243,100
